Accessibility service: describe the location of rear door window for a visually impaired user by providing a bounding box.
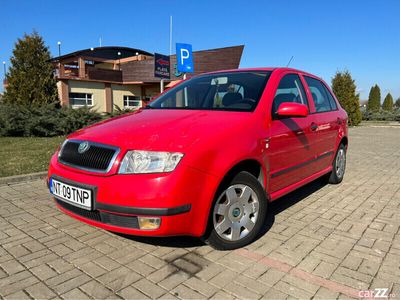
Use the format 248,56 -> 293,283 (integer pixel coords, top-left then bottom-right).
323,85 -> 338,110
304,77 -> 335,113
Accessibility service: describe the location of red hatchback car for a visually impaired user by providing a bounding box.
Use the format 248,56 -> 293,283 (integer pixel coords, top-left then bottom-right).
48,68 -> 348,250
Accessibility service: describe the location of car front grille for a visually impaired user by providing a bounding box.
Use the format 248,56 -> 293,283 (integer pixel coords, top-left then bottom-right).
58,140 -> 119,173
55,199 -> 139,229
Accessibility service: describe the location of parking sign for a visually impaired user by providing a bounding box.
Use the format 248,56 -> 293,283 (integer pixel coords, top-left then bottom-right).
176,43 -> 194,73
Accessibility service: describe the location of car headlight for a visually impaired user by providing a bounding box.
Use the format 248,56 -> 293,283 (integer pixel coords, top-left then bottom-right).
119,150 -> 184,174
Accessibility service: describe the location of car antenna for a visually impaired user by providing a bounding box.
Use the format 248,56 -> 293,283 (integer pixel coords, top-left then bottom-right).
286,56 -> 294,67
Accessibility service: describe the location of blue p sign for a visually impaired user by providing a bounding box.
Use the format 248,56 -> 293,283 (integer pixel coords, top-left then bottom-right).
176,43 -> 194,73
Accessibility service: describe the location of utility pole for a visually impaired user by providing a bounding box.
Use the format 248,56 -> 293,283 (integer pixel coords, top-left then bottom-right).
170,16 -> 173,56
161,16 -> 173,94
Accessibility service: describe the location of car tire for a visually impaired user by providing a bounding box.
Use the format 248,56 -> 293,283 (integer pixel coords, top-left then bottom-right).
328,143 -> 346,184
204,171 -> 267,250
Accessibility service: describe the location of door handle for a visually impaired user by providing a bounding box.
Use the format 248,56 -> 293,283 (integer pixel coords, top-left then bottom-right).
337,117 -> 342,125
310,123 -> 318,131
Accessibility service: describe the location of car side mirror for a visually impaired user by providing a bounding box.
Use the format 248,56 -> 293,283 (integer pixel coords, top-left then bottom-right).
276,102 -> 308,118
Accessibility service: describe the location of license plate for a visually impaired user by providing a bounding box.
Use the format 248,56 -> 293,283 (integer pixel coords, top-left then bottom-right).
50,178 -> 92,210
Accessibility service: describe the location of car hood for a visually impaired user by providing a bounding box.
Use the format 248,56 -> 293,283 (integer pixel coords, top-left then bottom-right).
67,109 -> 253,152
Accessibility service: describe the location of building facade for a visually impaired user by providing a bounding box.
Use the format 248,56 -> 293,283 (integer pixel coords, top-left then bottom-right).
51,45 -> 244,113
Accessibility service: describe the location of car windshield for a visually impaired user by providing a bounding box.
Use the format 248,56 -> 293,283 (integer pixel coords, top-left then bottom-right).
147,71 -> 271,112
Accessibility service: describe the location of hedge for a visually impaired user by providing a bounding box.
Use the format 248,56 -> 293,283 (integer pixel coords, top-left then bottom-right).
362,109 -> 400,122
0,103 -> 134,137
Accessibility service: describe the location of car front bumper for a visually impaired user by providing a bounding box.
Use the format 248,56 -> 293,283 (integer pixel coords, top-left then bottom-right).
47,153 -> 219,237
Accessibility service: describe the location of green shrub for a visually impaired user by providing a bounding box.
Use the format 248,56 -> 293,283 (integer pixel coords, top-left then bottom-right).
58,106 -> 103,135
28,106 -> 65,137
0,103 -> 119,137
0,108 -> 8,136
0,104 -> 32,136
103,104 -> 138,118
362,109 -> 400,121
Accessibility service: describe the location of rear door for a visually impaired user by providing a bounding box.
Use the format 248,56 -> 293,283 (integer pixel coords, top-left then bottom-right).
303,76 -> 340,171
268,73 -> 319,193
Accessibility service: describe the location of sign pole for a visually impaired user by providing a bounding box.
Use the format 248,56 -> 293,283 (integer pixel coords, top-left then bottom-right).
160,79 -> 164,93
183,73 -> 188,106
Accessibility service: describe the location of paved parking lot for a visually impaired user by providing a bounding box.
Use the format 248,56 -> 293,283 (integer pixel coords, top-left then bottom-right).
0,126 -> 399,299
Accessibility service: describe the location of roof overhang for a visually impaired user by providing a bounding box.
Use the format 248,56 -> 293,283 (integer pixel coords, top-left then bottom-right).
51,46 -> 154,63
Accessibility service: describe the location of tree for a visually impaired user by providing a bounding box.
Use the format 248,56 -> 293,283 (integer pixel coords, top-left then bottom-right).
331,70 -> 362,126
3,31 -> 58,106
382,93 -> 393,111
367,84 -> 381,112
395,97 -> 400,109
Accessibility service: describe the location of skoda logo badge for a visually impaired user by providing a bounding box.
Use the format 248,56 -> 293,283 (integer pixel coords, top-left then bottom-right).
78,141 -> 90,154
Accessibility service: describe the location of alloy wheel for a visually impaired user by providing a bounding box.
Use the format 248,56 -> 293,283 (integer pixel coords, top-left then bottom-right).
213,184 -> 260,241
336,148 -> 346,178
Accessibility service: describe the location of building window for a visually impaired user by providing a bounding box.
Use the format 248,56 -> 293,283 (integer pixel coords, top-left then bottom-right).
123,95 -> 142,108
69,93 -> 93,106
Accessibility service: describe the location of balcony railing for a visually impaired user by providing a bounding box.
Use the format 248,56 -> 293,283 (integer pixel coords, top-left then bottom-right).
57,66 -> 122,82
86,67 -> 122,82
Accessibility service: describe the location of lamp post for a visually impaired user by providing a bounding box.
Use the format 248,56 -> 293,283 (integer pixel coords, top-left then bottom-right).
57,41 -> 61,57
2,61 -> 6,79
56,42 -> 62,75
117,52 -> 121,70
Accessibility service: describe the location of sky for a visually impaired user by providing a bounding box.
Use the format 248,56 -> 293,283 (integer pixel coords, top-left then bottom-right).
1,0 -> 399,100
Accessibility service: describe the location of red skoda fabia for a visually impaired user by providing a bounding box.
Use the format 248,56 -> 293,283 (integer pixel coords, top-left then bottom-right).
48,68 -> 348,250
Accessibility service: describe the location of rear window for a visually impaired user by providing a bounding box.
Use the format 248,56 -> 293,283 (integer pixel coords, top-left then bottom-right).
148,71 -> 271,112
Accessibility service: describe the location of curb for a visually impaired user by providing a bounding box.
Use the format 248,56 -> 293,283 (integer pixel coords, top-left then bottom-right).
0,171 -> 48,185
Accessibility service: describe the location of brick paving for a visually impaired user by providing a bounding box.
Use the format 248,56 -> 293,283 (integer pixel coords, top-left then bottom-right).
0,126 -> 399,299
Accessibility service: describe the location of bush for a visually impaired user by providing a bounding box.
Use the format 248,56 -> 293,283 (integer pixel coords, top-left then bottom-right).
103,104 -> 138,118
362,109 -> 400,122
0,103 -> 120,137
57,106 -> 103,135
0,110 -> 7,136
0,104 -> 32,136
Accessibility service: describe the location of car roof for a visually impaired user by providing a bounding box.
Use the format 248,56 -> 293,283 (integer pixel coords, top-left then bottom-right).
201,67 -> 322,80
